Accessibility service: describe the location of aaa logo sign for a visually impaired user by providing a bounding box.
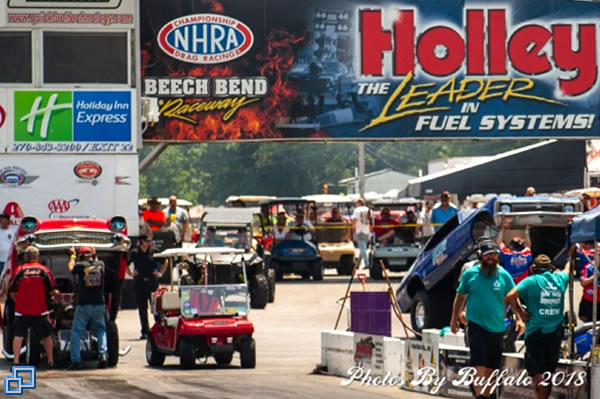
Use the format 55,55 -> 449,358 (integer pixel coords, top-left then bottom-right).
14,91 -> 73,142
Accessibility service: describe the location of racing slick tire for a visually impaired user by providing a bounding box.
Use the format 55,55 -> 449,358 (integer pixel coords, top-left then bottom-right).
370,258 -> 385,280
146,335 -> 165,367
106,320 -> 119,367
250,275 -> 268,309
267,269 -> 276,303
410,289 -> 450,333
25,328 -> 41,367
336,255 -> 354,276
3,299 -> 15,359
311,261 -> 324,281
214,351 -> 233,366
179,338 -> 196,369
240,338 -> 256,369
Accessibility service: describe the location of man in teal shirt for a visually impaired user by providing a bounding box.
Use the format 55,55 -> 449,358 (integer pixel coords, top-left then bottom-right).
506,253 -> 570,399
451,240 -> 519,399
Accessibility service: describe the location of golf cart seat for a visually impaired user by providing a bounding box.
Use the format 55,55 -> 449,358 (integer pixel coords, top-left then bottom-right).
161,292 -> 181,328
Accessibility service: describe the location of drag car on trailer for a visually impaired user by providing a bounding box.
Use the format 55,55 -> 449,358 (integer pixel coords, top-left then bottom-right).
148,247 -> 256,369
395,196 -> 582,333
0,216 -> 130,366
197,207 -> 274,308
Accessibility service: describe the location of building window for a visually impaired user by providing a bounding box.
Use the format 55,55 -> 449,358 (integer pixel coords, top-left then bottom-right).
0,32 -> 32,83
43,32 -> 128,84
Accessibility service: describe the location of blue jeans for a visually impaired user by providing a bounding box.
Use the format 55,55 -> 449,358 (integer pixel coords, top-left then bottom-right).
70,304 -> 107,363
356,233 -> 370,268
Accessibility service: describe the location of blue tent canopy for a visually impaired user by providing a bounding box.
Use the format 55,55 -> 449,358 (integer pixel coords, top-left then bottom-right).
570,206 -> 600,243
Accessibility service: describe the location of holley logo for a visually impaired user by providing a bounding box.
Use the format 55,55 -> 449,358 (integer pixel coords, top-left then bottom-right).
14,91 -> 73,142
74,161 -> 102,185
158,13 -> 254,64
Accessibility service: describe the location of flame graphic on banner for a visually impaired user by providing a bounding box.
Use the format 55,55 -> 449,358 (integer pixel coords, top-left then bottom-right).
142,0 -> 311,141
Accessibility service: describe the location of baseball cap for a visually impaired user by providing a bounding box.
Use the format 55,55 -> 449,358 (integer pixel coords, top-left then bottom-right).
79,246 -> 96,256
479,241 -> 499,256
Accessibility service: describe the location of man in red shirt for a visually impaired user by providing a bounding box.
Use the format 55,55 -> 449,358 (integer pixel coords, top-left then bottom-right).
374,208 -> 397,244
143,197 -> 166,231
9,246 -> 59,367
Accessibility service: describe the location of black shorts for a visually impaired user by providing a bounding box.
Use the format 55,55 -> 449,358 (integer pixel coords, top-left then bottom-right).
524,328 -> 562,377
13,316 -> 51,339
578,299 -> 600,322
467,322 -> 503,369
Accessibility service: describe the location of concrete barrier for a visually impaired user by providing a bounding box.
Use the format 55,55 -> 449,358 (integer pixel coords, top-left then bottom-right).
321,330 -> 355,377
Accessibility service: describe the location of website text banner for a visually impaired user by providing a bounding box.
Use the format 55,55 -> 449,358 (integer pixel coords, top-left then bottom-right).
0,154 -> 140,236
1,89 -> 136,153
0,0 -> 135,28
140,0 -> 600,142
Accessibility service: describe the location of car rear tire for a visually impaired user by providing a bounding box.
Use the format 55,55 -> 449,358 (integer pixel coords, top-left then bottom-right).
267,269 -> 276,303
179,338 -> 195,369
240,338 -> 256,369
214,351 -> 233,366
337,255 -> 354,276
106,320 -> 119,367
410,289 -> 451,333
146,335 -> 165,366
311,261 -> 324,281
250,274 -> 268,309
26,328 -> 41,367
370,258 -> 385,280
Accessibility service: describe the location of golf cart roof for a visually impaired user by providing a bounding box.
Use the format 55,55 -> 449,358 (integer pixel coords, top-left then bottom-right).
372,197 -> 421,206
154,247 -> 245,258
258,197 -> 311,205
302,194 -> 352,204
226,195 -> 276,204
202,207 -> 259,226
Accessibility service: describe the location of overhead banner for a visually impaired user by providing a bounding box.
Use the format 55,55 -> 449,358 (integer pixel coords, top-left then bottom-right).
0,154 -> 140,235
0,89 -> 136,153
140,0 -> 600,142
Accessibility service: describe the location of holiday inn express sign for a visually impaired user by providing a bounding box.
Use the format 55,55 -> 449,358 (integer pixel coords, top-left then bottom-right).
141,0 -> 599,142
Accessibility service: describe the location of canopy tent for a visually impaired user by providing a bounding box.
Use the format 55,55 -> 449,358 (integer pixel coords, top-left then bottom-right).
570,206 -> 600,243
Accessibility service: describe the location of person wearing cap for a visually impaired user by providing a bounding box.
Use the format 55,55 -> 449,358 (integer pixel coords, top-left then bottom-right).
352,198 -> 371,269
431,191 -> 458,232
9,246 -> 59,368
506,253 -> 571,399
138,205 -> 153,240
0,212 -> 17,276
128,234 -> 167,339
163,195 -> 190,243
451,240 -> 517,399
374,207 -> 397,244
143,197 -> 166,231
67,246 -> 108,370
496,222 -> 533,283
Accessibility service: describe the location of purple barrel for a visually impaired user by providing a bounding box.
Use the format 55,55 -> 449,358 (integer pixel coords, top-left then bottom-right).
350,291 -> 391,337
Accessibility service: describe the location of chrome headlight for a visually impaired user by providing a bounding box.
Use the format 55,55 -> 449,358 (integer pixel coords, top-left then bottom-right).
564,204 -> 575,213
20,216 -> 39,233
500,204 -> 511,214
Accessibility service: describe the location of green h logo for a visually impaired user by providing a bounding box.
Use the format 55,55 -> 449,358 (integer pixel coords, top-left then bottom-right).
14,91 -> 73,141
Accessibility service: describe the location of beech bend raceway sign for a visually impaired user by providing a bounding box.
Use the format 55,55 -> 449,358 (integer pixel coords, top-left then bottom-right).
140,0 -> 600,142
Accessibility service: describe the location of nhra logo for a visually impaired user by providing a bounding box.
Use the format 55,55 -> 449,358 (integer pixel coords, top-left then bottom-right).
158,13 -> 254,64
48,198 -> 79,217
74,161 -> 102,185
0,166 -> 39,188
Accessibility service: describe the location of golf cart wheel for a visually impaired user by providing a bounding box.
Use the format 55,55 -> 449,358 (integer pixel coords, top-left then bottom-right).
26,328 -> 41,367
337,255 -> 354,276
311,261 -> 324,281
251,274 -> 268,309
179,339 -> 195,369
106,320 -> 119,367
370,258 -> 384,280
214,351 -> 233,365
273,262 -> 284,281
3,299 -> 15,359
146,335 -> 165,367
240,338 -> 256,369
267,269 -> 276,303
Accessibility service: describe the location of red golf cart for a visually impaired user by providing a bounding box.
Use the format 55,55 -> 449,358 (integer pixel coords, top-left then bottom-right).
147,247 -> 256,369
